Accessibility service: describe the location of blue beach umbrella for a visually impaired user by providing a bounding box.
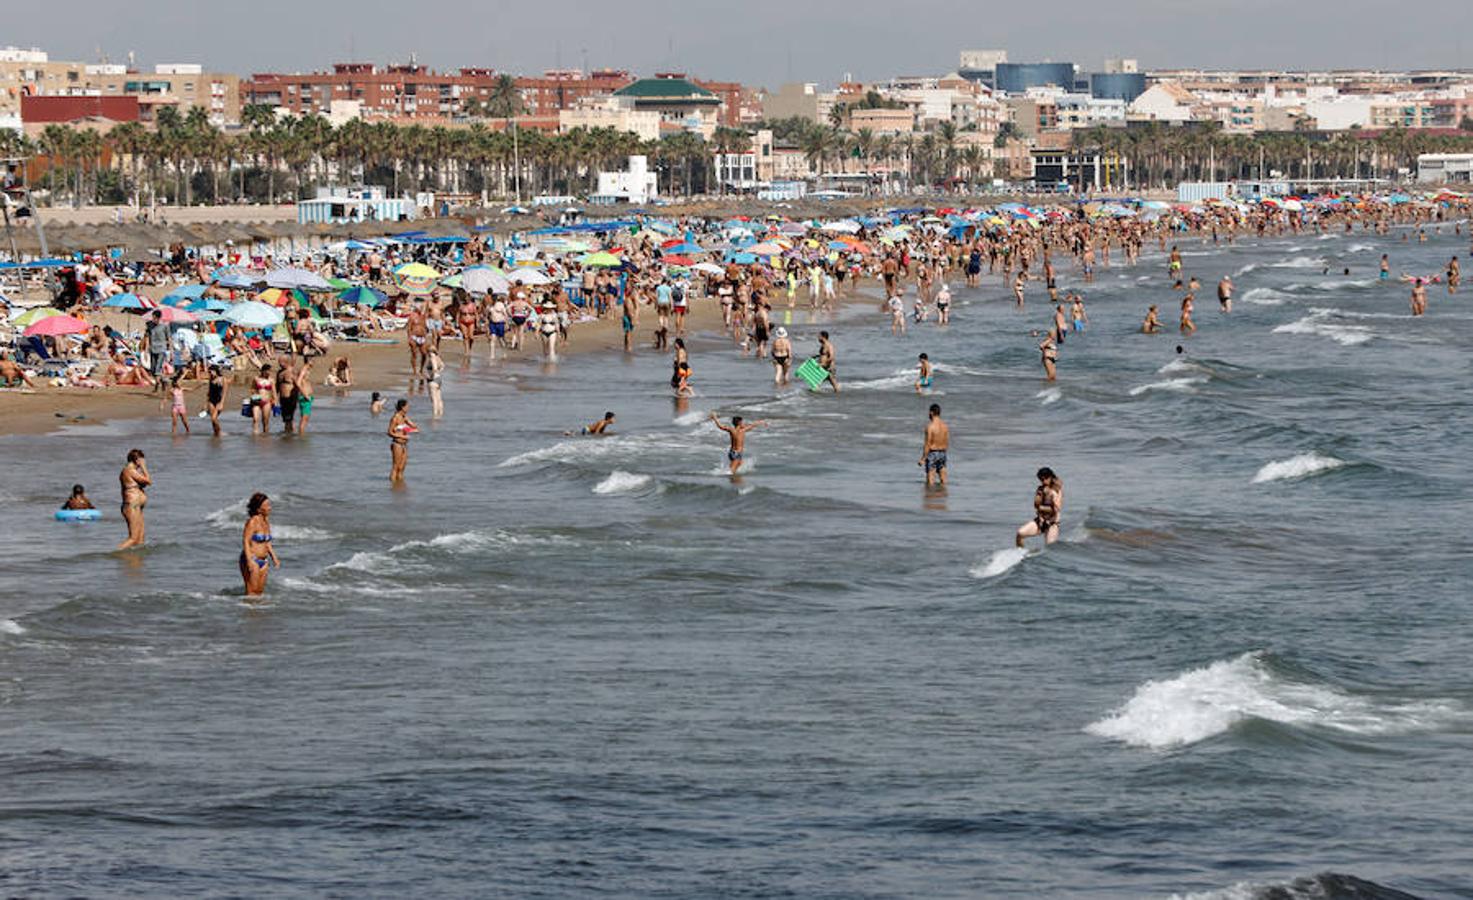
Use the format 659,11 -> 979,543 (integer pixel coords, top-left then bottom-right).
102,293 -> 152,311
337,286 -> 388,308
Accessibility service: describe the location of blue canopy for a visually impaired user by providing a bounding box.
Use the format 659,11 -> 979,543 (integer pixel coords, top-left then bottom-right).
185,298 -> 230,313
102,293 -> 151,310
724,252 -> 758,265
0,258 -> 72,270
337,286 -> 388,308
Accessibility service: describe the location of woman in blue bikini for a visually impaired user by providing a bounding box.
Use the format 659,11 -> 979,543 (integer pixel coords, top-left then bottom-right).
240,492 -> 280,597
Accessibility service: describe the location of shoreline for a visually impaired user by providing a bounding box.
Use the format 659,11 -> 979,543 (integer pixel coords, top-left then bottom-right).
2,283 -> 877,436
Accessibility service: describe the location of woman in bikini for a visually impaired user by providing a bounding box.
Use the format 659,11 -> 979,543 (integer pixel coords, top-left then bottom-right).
117,448 -> 151,550
1015,467 -> 1063,548
387,399 -> 417,482
251,364 -> 275,436
239,492 -> 280,597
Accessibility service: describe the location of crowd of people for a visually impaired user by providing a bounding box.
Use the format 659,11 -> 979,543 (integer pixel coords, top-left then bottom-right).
20,190 -> 1471,596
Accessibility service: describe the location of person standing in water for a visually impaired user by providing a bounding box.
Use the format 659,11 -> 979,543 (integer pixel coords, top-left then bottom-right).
817,331 -> 840,393
424,347 -> 445,418
387,399 -> 417,482
117,448 -> 151,550
206,365 -> 227,437
1015,467 -> 1063,547
918,403 -> 949,488
915,353 -> 934,393
771,327 -> 793,386
239,492 -> 280,597
1039,331 -> 1058,382
1142,305 -> 1163,334
1217,275 -> 1234,313
1180,294 -> 1197,334
295,360 -> 315,433
710,413 -> 766,476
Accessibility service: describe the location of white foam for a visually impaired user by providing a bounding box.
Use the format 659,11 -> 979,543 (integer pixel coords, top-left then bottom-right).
499,433 -> 694,468
327,529 -> 574,575
1272,312 -> 1371,346
845,369 -> 916,391
672,409 -> 708,426
1086,651 -> 1466,749
593,471 -> 653,495
1129,376 -> 1207,397
1271,255 -> 1325,269
1241,287 -> 1290,306
0,619 -> 25,635
1156,357 -> 1200,375
1035,387 -> 1062,405
970,547 -> 1033,579
1233,263 -> 1258,276
1251,452 -> 1347,484
1347,243 -> 1376,253
204,500 -> 336,541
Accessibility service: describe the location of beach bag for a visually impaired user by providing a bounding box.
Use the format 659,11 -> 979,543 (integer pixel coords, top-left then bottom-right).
240,399 -> 252,418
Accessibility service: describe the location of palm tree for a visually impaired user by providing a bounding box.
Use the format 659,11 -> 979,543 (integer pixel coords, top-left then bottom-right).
489,75 -> 522,119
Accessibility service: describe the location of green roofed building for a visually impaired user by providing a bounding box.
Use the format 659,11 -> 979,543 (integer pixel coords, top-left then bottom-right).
612,73 -> 722,139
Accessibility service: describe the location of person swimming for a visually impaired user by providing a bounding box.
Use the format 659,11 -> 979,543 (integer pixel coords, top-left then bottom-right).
61,484 -> 95,511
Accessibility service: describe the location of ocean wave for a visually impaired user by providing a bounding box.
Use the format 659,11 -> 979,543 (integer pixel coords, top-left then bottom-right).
1241,287 -> 1291,306
204,500 -> 337,541
593,471 -> 654,495
1086,651 -> 1464,749
969,547 -> 1033,579
1251,452 -> 1347,484
1171,872 -> 1422,900
1129,376 -> 1208,397
499,433 -> 695,468
1346,243 -> 1377,253
1233,263 -> 1258,276
326,529 -> 576,576
1272,312 -> 1371,346
844,369 -> 918,391
1035,387 -> 1062,405
1271,255 -> 1326,269
0,619 -> 25,635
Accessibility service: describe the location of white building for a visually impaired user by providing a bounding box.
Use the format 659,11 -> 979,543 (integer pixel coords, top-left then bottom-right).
1128,82 -> 1198,122
298,185 -> 413,224
595,155 -> 658,204
1417,153 -> 1473,184
560,101 -> 663,141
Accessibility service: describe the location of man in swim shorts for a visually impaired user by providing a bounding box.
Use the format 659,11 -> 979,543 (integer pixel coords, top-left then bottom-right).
919,403 -> 949,487
710,413 -> 765,476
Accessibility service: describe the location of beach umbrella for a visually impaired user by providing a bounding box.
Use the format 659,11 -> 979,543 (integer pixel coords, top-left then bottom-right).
265,266 -> 333,291
662,242 -> 705,255
662,255 -> 695,267
579,251 -> 622,268
214,273 -> 260,290
102,293 -> 154,311
748,242 -> 785,256
257,287 -> 311,308
10,306 -> 66,327
691,262 -> 725,275
725,252 -> 758,265
506,269 -> 552,286
460,268 -> 511,296
337,286 -> 388,308
185,298 -> 230,313
393,262 -> 442,280
23,315 -> 89,337
166,284 -> 209,301
157,306 -> 198,324
222,301 -> 286,327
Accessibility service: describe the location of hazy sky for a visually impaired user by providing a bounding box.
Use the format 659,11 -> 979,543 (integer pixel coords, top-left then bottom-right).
8,0 -> 1471,84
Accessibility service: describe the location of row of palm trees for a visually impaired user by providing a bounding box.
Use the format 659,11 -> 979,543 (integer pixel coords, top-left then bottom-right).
7,109 -> 1473,208
1073,122 -> 1473,189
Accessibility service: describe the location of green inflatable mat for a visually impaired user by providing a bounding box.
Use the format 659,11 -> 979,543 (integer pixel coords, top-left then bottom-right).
794,358 -> 829,390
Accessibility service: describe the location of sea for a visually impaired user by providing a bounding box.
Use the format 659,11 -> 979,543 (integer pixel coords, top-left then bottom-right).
2,224 -> 1471,898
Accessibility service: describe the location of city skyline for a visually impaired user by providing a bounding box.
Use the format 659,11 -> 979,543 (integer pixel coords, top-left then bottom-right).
8,0 -> 1473,83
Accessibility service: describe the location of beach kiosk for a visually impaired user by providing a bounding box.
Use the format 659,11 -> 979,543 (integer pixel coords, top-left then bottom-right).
297,186 -> 413,225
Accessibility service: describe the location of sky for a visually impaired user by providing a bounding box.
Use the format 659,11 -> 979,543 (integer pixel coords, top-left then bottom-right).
7,0 -> 1471,85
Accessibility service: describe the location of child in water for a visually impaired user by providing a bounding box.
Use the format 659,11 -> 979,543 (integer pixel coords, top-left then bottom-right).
60,484 -> 95,510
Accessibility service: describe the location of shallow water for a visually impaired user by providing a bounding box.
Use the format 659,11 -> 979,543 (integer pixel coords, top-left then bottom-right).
3,227 -> 1472,897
